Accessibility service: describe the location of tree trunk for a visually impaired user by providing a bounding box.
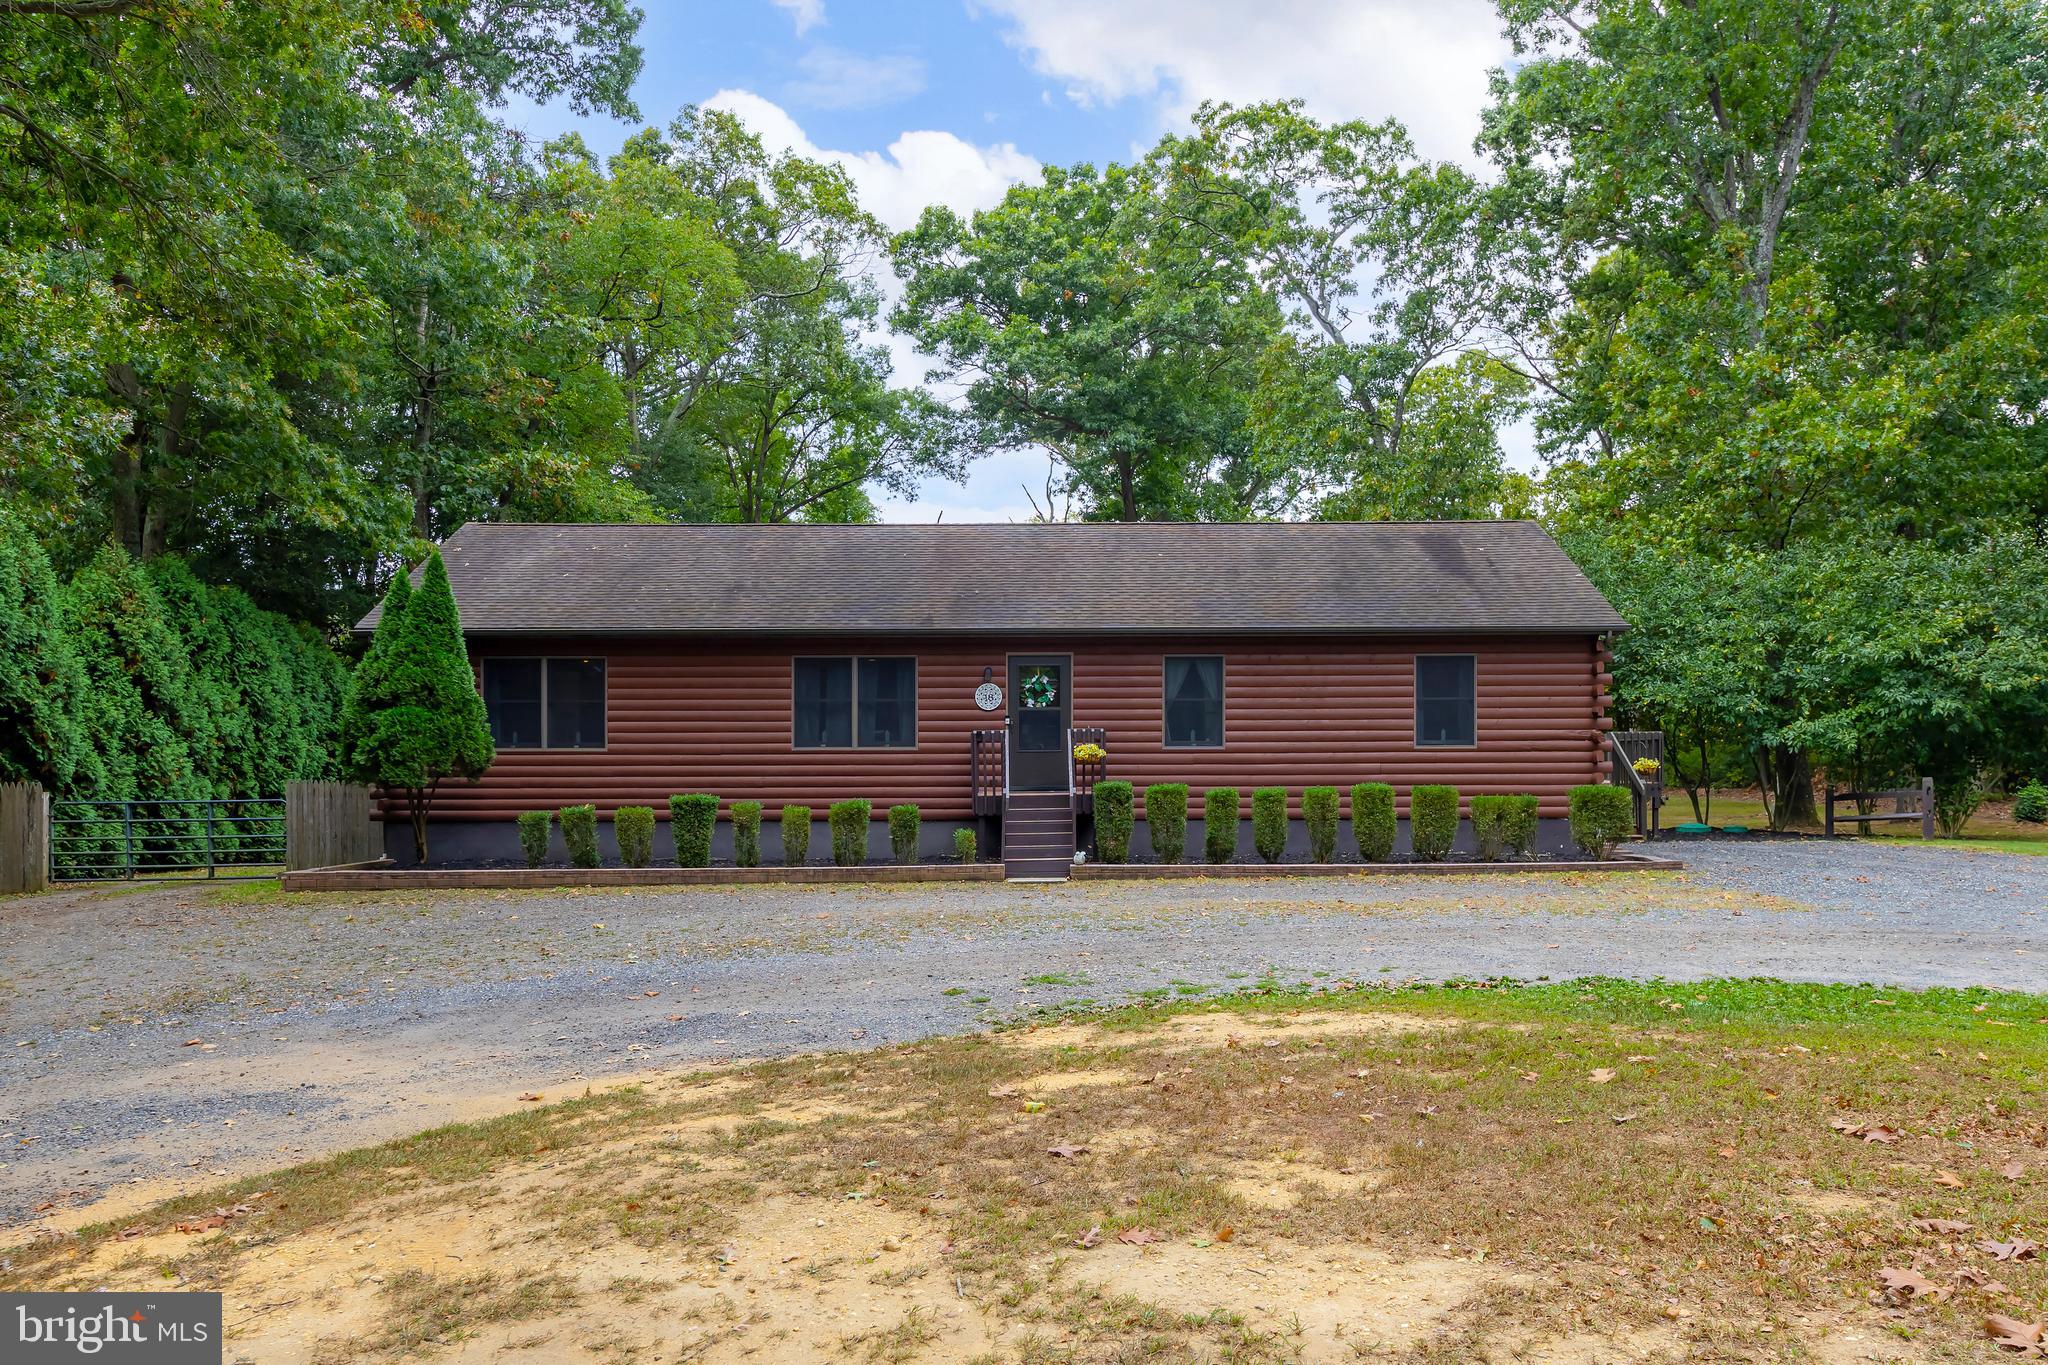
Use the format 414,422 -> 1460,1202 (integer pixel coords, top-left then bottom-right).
410,292 -> 437,538
1755,744 -> 1816,830
1117,454 -> 1136,521
408,789 -> 429,864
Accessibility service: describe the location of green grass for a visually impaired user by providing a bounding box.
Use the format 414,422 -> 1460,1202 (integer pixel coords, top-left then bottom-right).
1668,788 -> 2048,851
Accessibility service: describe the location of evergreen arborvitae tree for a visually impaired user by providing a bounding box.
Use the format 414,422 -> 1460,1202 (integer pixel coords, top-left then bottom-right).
343,550 -> 492,861
338,568 -> 412,781
0,514 -> 98,792
61,546 -> 207,800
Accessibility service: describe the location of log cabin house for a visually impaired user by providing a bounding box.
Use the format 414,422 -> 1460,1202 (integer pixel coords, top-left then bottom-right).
358,521 -> 1629,875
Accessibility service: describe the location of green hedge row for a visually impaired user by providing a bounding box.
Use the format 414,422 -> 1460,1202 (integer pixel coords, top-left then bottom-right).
514,796 -> 983,868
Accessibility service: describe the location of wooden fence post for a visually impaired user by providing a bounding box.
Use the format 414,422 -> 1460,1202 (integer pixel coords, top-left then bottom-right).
1921,776 -> 1935,841
286,781 -> 382,870
0,781 -> 50,894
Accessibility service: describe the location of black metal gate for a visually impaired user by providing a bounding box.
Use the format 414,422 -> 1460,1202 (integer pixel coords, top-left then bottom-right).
49,798 -> 286,881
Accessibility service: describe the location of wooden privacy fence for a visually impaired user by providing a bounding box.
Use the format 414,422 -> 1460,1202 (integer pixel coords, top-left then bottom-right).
286,781 -> 382,870
1,782 -> 50,894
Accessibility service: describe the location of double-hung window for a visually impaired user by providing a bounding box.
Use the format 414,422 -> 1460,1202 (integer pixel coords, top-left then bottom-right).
480,657 -> 606,749
1414,655 -> 1476,747
1162,655 -> 1224,748
793,657 -> 916,748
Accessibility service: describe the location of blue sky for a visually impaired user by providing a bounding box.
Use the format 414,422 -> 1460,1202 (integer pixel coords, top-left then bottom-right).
506,0 -> 1517,520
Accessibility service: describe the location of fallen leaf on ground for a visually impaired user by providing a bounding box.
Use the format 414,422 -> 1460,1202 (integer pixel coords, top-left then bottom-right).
2002,1160 -> 2026,1181
1215,1225 -> 1235,1242
1611,1113 -> 1638,1124
1956,1266 -> 2008,1293
1830,1119 -> 1902,1143
1979,1239 -> 2040,1262
1116,1228 -> 1163,1245
988,1086 -> 1018,1099
1046,1143 -> 1088,1158
1984,1314 -> 2045,1353
1717,1145 -> 1737,1159
1912,1217 -> 1973,1235
1877,1267 -> 1945,1305
1075,1225 -> 1101,1249
1933,1168 -> 1965,1188
517,1092 -> 543,1102
1589,1067 -> 1616,1084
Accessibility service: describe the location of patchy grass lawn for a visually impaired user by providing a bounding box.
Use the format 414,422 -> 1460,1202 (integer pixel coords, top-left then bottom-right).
6,979 -> 2044,1363
1673,791 -> 2048,854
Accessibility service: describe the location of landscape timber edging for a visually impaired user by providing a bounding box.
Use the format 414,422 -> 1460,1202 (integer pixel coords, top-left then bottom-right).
279,861 -> 1007,891
1070,851 -> 1684,878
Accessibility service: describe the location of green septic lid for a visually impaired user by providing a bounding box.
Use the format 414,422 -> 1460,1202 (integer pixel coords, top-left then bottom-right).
1674,822 -> 1712,834
1722,824 -> 1750,834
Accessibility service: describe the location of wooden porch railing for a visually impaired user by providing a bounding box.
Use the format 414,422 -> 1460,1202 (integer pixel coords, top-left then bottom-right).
1609,729 -> 1665,837
971,729 -> 1004,816
1071,725 -> 1106,812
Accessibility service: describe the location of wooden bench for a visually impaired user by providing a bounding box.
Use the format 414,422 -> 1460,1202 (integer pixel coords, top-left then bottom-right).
1823,778 -> 1934,840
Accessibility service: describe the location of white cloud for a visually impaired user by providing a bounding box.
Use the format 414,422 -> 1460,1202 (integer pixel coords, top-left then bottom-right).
767,0 -> 825,37
703,88 -> 1037,232
973,0 -> 1510,164
786,46 -> 927,110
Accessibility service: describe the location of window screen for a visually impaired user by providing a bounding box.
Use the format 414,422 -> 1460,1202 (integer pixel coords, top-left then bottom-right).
793,657 -> 854,748
856,657 -> 916,748
544,658 -> 607,749
1163,656 -> 1224,747
1415,655 -> 1476,747
481,658 -> 543,749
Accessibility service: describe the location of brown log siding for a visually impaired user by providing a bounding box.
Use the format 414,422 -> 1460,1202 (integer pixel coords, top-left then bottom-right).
410,634 -> 1608,822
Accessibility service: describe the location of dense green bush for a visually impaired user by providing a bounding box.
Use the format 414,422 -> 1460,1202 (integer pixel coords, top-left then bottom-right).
0,514 -> 96,792
732,800 -> 763,867
1469,795 -> 1508,861
781,804 -> 812,866
615,806 -> 654,868
888,803 -> 921,863
516,810 -> 551,868
1144,783 -> 1188,862
560,804 -> 598,868
1569,784 -> 1634,858
1502,795 -> 1541,858
1303,786 -> 1338,862
830,799 -> 871,866
2016,782 -> 2048,824
1204,787 -> 1238,863
1352,783 -> 1395,862
669,793 -> 717,868
954,827 -> 977,863
1094,780 -> 1134,862
1252,787 -> 1287,863
1409,785 -> 1459,861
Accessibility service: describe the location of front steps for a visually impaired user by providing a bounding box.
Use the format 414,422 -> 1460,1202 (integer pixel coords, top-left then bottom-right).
1002,792 -> 1074,880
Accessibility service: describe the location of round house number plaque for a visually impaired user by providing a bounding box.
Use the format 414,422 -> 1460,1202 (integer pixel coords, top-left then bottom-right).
974,682 -> 1004,711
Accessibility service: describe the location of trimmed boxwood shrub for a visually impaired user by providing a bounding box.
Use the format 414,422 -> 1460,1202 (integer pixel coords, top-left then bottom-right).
1409,785 -> 1459,861
1569,784 -> 1633,858
615,806 -> 655,868
516,810 -> 551,868
1502,794 -> 1540,859
780,804 -> 812,867
1094,780 -> 1134,862
1303,786 -> 1338,863
830,799 -> 871,866
1468,795 -> 1507,861
1352,783 -> 1395,862
1204,787 -> 1239,864
1144,783 -> 1188,862
954,827 -> 977,863
669,793 -> 718,868
2016,782 -> 2048,824
888,803 -> 920,863
1252,787 -> 1287,863
732,800 -> 763,868
559,804 -> 598,868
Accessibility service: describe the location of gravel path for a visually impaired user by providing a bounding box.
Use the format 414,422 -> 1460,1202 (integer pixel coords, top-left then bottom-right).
2,838 -> 2043,1224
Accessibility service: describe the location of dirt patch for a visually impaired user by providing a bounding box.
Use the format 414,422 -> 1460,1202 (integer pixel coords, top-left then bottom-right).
1221,1156 -> 1384,1209
1004,1007 -> 1464,1055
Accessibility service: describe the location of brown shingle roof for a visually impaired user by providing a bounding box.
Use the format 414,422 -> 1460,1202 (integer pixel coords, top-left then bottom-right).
357,521 -> 1628,637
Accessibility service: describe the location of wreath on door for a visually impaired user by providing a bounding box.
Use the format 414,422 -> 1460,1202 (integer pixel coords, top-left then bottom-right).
1021,669 -> 1057,708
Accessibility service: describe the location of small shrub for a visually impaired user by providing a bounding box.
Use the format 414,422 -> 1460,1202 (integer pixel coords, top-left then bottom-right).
1094,780 -> 1134,862
1144,783 -> 1188,862
829,799 -> 871,866
1468,795 -> 1507,861
888,803 -> 921,863
1251,787 -> 1287,863
1501,794 -> 1541,859
668,794 -> 717,868
615,806 -> 655,868
1568,784 -> 1634,858
1303,786 -> 1338,863
1203,787 -> 1239,864
731,800 -> 763,868
559,804 -> 598,868
780,804 -> 811,867
954,827 -> 978,863
1352,783 -> 1395,862
515,810 -> 551,868
2014,782 -> 2048,824
1409,785 -> 1459,861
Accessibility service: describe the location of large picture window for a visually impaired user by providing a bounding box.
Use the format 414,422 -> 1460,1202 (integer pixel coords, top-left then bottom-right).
794,657 -> 916,748
1163,655 -> 1224,748
481,657 -> 606,749
1415,654 -> 1476,747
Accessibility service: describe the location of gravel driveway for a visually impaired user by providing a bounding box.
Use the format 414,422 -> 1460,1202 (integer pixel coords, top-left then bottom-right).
3,838 -> 2043,1224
